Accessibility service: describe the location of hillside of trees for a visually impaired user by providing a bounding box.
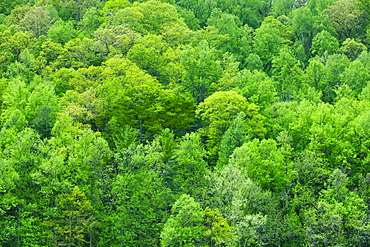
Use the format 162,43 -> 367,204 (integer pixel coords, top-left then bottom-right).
0,0 -> 370,246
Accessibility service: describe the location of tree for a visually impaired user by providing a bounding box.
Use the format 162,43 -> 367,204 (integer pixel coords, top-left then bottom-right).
48,19 -> 77,45
160,194 -> 205,247
304,58 -> 328,95
340,59 -> 369,95
304,169 -> 370,246
61,89 -> 104,128
177,0 -> 268,28
17,7 -> 54,38
175,6 -> 200,30
96,57 -> 195,138
156,128 -> 176,165
311,30 -> 339,56
0,158 -> 19,246
127,34 -> 181,84
78,7 -> 102,36
32,105 -> 55,139
235,69 -> 278,109
253,17 -> 285,71
1,79 -> 30,126
53,0 -> 100,22
101,0 -> 130,14
0,128 -> 45,246
61,37 -> 106,68
291,7 -> 314,51
204,163 -> 272,245
272,47 -> 303,100
136,0 -> 184,34
180,40 -> 223,103
230,138 -> 294,192
323,0 -> 366,41
25,81 -> 59,125
196,91 -> 265,162
324,53 -> 351,102
52,186 -> 95,246
0,0 -> 29,15
217,112 -> 248,167
203,207 -> 234,246
100,167 -> 170,246
339,38 -> 367,60
270,0 -> 297,16
93,25 -> 141,56
170,133 -> 208,196
306,0 -> 337,15
357,0 -> 370,16
35,38 -> 66,73
206,9 -> 253,62
68,66 -> 104,93
0,31 -> 33,75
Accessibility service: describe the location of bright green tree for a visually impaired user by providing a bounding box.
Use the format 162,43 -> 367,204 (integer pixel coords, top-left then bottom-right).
53,186 -> 95,246
253,17 -> 285,71
340,59 -> 369,95
217,111 -> 247,167
127,34 -> 181,84
171,132 -> 208,196
230,138 -> 294,192
339,38 -> 367,60
96,57 -> 195,138
311,30 -> 339,56
180,40 -> 224,103
304,169 -> 370,246
160,194 -> 205,247
324,53 -> 350,102
304,59 -> 328,96
197,91 -> 265,162
100,167 -> 170,246
235,69 -> 278,109
48,19 -> 77,45
272,47 -> 303,100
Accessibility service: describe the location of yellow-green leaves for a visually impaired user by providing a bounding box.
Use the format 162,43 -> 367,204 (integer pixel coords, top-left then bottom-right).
197,91 -> 265,162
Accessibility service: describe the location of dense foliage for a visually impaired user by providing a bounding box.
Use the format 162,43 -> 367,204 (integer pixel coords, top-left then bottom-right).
0,0 -> 370,246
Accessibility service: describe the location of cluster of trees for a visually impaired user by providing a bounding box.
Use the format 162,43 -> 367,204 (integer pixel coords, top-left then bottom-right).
0,0 -> 370,246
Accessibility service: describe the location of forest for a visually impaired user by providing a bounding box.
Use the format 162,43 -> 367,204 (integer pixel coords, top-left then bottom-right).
0,0 -> 369,246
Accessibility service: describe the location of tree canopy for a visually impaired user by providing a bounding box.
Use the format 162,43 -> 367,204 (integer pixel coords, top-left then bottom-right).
0,0 -> 369,246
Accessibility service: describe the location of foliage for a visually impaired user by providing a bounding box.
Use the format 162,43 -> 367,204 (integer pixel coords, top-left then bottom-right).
0,0 -> 369,246
197,91 -> 265,163
160,194 -> 205,247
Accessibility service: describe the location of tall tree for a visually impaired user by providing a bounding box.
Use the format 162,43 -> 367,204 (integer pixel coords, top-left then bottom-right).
180,40 -> 223,103
253,17 -> 286,71
196,91 -> 265,162
272,47 -> 303,100
52,186 -> 95,246
217,111 -> 248,167
160,194 -> 205,247
304,169 -> 370,246
170,132 -> 208,196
